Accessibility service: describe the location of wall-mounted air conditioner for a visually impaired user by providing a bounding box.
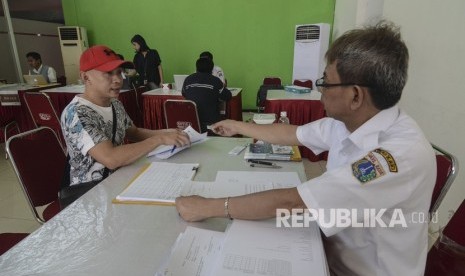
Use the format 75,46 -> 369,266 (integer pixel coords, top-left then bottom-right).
58,26 -> 88,84
292,23 -> 330,85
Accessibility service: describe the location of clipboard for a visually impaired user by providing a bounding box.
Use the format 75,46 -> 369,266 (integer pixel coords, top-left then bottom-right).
112,162 -> 199,206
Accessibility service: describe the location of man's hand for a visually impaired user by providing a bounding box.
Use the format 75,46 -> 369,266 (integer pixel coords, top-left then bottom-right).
211,120 -> 241,137
176,196 -> 216,222
154,129 -> 190,147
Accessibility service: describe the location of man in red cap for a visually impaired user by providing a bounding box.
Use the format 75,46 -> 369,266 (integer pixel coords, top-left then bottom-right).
59,45 -> 190,207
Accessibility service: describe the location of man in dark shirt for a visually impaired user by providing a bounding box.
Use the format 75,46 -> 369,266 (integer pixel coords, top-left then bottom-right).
182,58 -> 232,133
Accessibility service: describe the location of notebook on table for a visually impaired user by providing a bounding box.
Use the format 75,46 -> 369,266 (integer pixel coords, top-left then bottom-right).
23,74 -> 48,86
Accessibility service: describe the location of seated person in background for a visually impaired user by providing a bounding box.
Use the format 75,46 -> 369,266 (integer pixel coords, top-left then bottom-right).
182,58 -> 232,133
60,45 -> 190,207
26,51 -> 57,83
176,22 -> 436,275
116,54 -> 136,90
199,51 -> 225,85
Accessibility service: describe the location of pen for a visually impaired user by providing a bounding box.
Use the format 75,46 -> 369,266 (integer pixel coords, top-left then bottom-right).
248,159 -> 275,166
170,145 -> 176,153
250,163 -> 282,169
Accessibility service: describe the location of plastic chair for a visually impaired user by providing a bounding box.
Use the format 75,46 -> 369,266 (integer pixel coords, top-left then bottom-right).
293,79 -> 313,89
23,91 -> 65,149
0,233 -> 29,256
1,119 -> 20,159
256,83 -> 284,113
263,77 -> 282,86
6,126 -> 65,224
430,144 -> 459,213
425,199 -> 465,275
164,99 -> 201,132
57,75 -> 67,85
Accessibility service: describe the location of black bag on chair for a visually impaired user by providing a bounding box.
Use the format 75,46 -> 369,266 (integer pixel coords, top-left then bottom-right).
59,104 -> 117,209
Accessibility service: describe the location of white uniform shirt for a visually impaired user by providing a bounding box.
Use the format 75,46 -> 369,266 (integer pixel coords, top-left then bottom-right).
30,64 -> 57,83
296,105 -> 436,276
212,65 -> 225,84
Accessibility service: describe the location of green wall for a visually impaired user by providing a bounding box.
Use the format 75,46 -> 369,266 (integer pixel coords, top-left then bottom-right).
62,0 -> 335,109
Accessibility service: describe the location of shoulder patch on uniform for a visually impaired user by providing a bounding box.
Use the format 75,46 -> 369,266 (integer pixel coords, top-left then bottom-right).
352,152 -> 386,184
374,148 -> 398,173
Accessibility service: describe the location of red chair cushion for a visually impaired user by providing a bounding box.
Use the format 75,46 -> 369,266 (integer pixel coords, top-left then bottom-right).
0,233 -> 29,255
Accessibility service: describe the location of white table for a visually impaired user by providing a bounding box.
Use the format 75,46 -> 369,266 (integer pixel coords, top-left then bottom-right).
0,83 -> 62,106
143,87 -> 242,97
0,137 -> 322,275
266,89 -> 322,101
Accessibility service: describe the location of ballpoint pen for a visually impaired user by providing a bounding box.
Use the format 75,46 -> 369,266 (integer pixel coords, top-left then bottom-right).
170,145 -> 177,153
248,160 -> 275,166
248,160 -> 282,168
249,163 -> 282,169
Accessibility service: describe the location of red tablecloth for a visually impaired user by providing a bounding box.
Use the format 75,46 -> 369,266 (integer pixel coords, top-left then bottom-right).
143,90 -> 243,130
264,99 -> 326,161
1,88 -> 141,143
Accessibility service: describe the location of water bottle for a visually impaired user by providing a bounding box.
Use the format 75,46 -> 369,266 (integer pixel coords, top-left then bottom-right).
278,111 -> 290,124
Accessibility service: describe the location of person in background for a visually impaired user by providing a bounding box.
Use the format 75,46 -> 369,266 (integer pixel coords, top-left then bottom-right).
130,34 -> 163,90
176,22 -> 436,275
199,51 -> 225,85
26,51 -> 57,83
60,45 -> 189,207
182,58 -> 231,133
116,54 -> 134,90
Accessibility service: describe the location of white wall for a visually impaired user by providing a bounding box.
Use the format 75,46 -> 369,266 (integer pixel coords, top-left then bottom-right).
0,17 -> 64,83
383,0 -> 465,231
334,0 -> 465,235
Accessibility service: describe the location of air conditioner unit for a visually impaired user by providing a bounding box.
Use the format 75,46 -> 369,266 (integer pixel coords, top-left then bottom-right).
292,23 -> 330,86
58,26 -> 88,84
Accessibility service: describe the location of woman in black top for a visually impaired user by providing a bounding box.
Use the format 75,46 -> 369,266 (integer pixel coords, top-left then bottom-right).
130,34 -> 164,90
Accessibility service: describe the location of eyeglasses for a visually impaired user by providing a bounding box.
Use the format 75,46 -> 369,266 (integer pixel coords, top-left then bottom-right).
315,77 -> 371,92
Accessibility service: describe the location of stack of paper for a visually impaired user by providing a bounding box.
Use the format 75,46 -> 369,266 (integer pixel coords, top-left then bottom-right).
147,126 -> 208,159
210,219 -> 329,276
156,226 -> 225,276
158,220 -> 328,276
244,142 -> 301,161
113,162 -> 199,205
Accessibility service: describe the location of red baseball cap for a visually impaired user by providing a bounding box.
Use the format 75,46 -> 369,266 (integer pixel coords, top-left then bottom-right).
80,45 -> 133,72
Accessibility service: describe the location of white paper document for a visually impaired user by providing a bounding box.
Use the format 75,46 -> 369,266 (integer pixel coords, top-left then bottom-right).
115,162 -> 199,204
211,219 -> 328,276
147,126 -> 208,159
156,226 -> 225,276
180,171 -> 301,198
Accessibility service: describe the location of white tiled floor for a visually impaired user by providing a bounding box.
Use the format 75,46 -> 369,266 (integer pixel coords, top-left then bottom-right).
0,112 -> 326,235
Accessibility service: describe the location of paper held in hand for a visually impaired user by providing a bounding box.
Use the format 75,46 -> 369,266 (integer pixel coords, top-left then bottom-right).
147,126 -> 208,159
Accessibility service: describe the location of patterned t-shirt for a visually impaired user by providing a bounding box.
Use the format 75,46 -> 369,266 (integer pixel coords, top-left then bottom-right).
61,96 -> 133,186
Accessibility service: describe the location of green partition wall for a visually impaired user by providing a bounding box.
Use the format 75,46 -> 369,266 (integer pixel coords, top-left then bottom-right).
62,0 -> 335,109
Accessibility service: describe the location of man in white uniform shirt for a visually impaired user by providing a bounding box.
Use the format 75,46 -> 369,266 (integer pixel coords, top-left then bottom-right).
26,52 -> 57,83
176,22 -> 436,275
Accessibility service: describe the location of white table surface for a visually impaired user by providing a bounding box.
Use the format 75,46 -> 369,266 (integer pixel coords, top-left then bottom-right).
0,83 -> 59,94
266,89 -> 322,101
41,84 -> 130,94
143,87 -> 242,97
0,137 -> 317,276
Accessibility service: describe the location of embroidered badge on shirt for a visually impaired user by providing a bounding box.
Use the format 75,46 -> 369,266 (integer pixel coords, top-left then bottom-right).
352,152 -> 386,184
374,148 -> 398,172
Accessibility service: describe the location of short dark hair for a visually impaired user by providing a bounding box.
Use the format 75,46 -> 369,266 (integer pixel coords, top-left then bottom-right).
26,52 -> 41,61
199,51 -> 213,61
326,21 -> 409,110
196,58 -> 214,73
